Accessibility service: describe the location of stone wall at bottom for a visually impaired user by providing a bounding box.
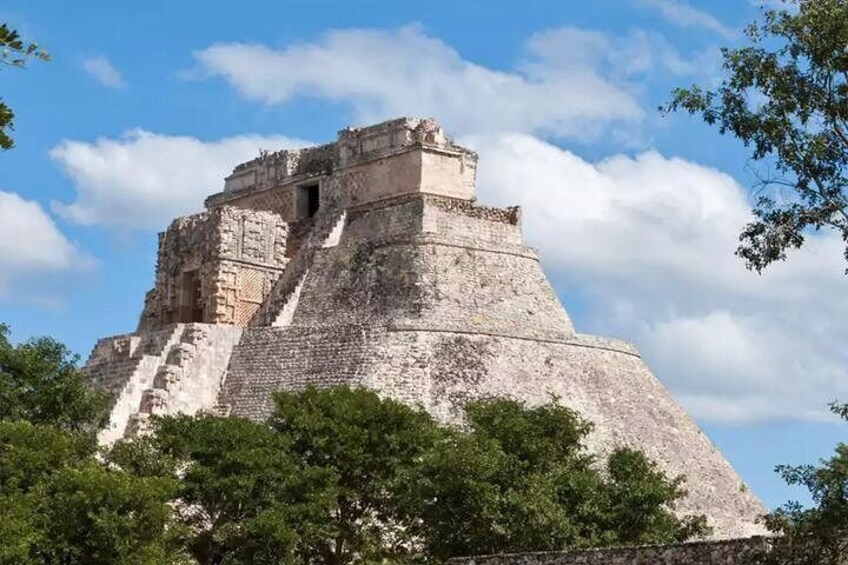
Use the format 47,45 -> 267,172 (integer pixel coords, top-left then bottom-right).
446,537 -> 771,565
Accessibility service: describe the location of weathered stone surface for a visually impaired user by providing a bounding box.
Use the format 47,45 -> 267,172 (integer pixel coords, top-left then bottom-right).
138,206 -> 288,330
85,117 -> 766,540
87,323 -> 242,444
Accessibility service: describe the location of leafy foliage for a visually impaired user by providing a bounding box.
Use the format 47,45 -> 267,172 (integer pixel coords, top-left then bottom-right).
0,421 -> 95,565
749,402 -> 848,565
664,0 -> 848,272
0,322 -> 708,563
126,390 -> 706,564
0,421 -> 181,565
33,461 -> 183,565
269,387 -> 444,564
0,420 -> 96,491
121,415 -> 335,565
127,388 -> 443,564
401,399 -> 708,561
0,23 -> 50,150
0,324 -> 178,564
0,323 -> 109,432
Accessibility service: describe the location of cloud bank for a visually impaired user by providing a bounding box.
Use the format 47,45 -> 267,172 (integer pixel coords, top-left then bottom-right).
50,130 -> 307,231
468,133 -> 848,423
0,191 -> 87,298
192,25 -> 694,140
636,0 -> 737,38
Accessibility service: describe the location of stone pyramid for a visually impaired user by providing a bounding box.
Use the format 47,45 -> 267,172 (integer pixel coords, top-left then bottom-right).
84,117 -> 765,538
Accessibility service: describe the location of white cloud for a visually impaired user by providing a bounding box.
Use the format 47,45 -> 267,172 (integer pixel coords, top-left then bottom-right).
0,191 -> 87,297
466,133 -> 848,423
636,0 -> 737,39
50,130 -> 307,231
525,27 -> 696,79
191,25 -> 695,140
82,56 -> 125,89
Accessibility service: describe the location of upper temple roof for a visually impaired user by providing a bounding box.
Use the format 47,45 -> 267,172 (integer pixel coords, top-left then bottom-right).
222,117 -> 475,193
205,117 -> 480,211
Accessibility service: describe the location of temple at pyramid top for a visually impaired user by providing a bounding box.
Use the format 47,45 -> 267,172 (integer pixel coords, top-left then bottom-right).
138,117 -> 526,332
206,117 -> 480,218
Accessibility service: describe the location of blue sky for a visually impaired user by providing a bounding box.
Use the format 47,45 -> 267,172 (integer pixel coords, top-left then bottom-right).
1,0 -> 845,509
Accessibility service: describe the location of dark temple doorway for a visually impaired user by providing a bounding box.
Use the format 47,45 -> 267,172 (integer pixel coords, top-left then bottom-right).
299,183 -> 320,218
180,270 -> 204,323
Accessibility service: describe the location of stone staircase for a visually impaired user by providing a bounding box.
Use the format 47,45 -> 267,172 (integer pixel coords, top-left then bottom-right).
252,210 -> 346,327
84,325 -> 184,445
125,324 -> 242,438
273,277 -> 307,327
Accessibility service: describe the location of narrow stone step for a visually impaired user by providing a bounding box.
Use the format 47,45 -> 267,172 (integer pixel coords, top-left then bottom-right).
273,272 -> 307,327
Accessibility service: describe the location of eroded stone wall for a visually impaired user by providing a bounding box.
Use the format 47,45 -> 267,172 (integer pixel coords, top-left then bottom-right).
279,194 -> 565,335
205,118 -> 479,222
138,206 -> 288,330
293,238 -> 571,338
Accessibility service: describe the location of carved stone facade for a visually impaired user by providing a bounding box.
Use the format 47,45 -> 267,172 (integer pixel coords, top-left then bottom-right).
138,206 -> 288,330
85,117 -> 767,540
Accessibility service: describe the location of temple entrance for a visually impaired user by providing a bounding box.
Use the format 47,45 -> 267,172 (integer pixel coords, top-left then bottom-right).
298,183 -> 320,218
180,270 -> 204,323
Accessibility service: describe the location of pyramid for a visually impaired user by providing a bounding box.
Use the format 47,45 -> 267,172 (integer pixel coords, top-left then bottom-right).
84,117 -> 765,538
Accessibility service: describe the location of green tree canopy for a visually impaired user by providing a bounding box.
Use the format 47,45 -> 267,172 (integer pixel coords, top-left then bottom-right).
664,0 -> 848,272
127,387 -> 443,564
0,23 -> 49,150
0,324 -> 109,432
130,389 -> 707,564
750,402 -> 848,565
0,420 -> 182,565
0,324 -> 178,565
400,398 -> 708,561
114,414 -> 333,565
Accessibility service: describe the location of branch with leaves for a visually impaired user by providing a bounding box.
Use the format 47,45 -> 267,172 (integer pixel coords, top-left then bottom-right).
663,0 -> 848,272
748,402 -> 848,565
0,22 -> 50,150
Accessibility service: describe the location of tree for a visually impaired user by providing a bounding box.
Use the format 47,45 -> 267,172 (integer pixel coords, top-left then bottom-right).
664,0 -> 848,272
112,388 -> 442,565
116,415 -> 334,565
0,421 -> 95,564
129,388 -> 706,564
0,420 -> 183,565
400,398 -> 708,561
118,388 -> 441,565
0,23 -> 49,150
268,387 -> 445,564
33,461 -> 183,565
748,402 -> 848,565
0,323 -> 109,432
0,324 -> 179,564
